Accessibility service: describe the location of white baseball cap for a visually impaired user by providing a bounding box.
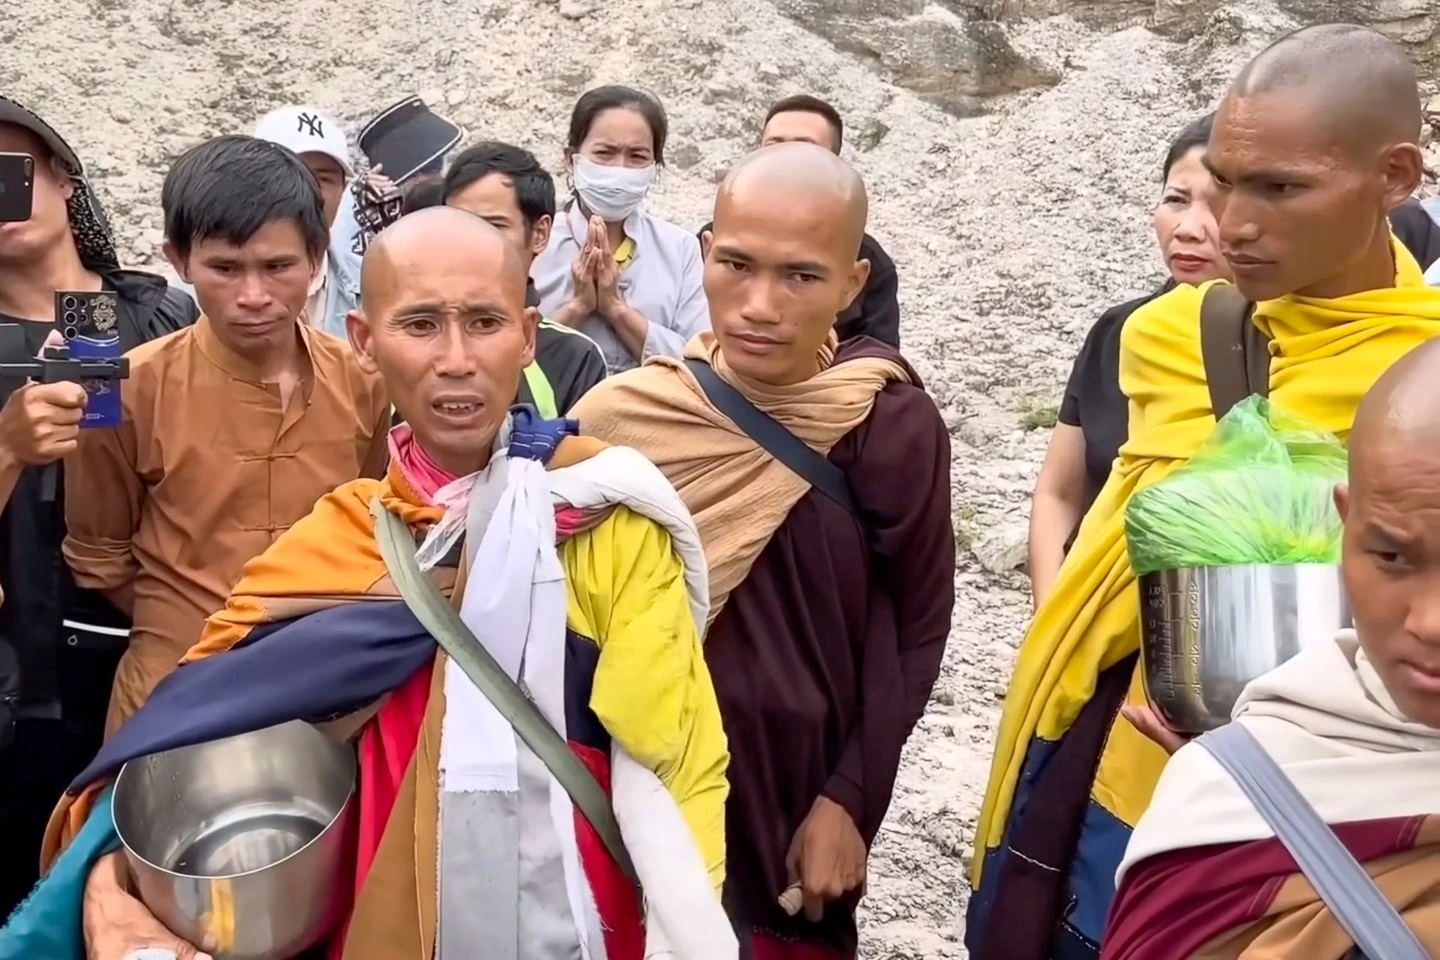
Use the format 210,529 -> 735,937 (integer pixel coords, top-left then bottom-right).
253,106 -> 353,177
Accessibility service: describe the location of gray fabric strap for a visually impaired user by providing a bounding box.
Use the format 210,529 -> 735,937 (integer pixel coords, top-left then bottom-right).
369,496 -> 637,882
1197,724 -> 1428,960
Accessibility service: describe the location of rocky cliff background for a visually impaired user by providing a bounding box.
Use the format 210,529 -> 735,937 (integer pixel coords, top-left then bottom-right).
4,1 -> 1437,955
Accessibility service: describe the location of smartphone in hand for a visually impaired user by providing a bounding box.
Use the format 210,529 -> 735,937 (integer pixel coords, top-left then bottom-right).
0,153 -> 35,223
55,290 -> 122,428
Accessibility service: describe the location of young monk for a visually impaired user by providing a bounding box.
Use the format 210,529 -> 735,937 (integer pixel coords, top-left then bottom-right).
968,24 -> 1440,960
1,208 -> 730,960
571,143 -> 955,958
1103,337 -> 1440,959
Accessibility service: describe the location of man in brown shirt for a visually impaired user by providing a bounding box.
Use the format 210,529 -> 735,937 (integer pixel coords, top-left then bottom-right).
63,136 -> 389,733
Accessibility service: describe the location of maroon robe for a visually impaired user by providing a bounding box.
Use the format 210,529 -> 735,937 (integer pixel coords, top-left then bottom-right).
704,339 -> 955,955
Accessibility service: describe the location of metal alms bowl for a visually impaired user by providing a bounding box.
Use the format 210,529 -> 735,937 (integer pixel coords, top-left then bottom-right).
1138,564 -> 1351,734
111,721 -> 358,960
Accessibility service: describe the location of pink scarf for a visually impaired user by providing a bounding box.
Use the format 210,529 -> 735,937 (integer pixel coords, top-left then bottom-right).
387,422 -> 598,539
388,423 -> 456,503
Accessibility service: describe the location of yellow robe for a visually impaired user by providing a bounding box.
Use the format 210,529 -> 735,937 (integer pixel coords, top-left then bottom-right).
974,242 -> 1440,887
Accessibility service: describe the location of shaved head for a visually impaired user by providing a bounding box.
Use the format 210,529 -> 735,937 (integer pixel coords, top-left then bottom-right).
1336,339 -> 1440,729
1207,24 -> 1424,302
1232,24 -> 1421,160
360,206 -> 527,314
717,143 -> 868,259
1350,339 -> 1440,482
703,144 -> 872,385
347,205 -> 537,478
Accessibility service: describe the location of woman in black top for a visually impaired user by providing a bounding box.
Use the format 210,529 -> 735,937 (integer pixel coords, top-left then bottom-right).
1028,113 -> 1231,606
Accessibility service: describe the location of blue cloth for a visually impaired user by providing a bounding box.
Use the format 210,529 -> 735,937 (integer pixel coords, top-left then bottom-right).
0,788 -> 120,960
73,602 -> 439,791
73,406 -> 573,792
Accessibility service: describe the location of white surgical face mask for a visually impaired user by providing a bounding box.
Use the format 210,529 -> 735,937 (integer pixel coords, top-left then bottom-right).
572,155 -> 655,222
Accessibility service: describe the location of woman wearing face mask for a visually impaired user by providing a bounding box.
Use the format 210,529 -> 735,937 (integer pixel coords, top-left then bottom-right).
532,85 -> 709,374
1027,113 -> 1231,607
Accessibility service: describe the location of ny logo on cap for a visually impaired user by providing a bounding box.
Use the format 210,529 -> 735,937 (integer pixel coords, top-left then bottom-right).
297,112 -> 325,138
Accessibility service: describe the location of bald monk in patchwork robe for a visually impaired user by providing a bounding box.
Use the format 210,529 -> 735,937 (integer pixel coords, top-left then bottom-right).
1103,337 -> 1440,960
969,24 -> 1440,960
573,144 -> 955,958
0,208 -> 733,960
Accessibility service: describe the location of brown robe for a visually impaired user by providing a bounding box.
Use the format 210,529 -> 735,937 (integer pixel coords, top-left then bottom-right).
61,316 -> 390,733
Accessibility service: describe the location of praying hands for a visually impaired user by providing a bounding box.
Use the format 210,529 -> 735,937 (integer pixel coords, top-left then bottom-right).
554,215 -> 651,360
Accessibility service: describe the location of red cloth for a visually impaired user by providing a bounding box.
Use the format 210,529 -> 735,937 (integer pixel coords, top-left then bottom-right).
750,931 -> 853,959
326,670 -> 647,960
1101,815 -> 1425,960
572,743 -> 645,960
327,664 -> 434,960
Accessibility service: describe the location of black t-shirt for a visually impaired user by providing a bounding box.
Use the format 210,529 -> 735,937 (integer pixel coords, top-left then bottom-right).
519,322 -> 608,415
1058,284 -> 1173,524
517,279 -> 607,415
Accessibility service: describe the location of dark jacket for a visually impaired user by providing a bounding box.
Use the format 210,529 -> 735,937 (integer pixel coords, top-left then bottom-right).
0,268 -> 197,726
1391,199 -> 1440,272
697,222 -> 902,348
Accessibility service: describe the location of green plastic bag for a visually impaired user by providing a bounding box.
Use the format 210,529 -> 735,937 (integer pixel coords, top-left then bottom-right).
1125,397 -> 1347,576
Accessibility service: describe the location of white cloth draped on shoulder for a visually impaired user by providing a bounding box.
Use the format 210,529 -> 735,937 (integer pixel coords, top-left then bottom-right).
1119,630 -> 1440,886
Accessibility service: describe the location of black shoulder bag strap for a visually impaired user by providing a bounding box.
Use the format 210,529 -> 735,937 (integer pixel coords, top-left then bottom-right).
683,358 -> 858,515
1199,283 -> 1271,420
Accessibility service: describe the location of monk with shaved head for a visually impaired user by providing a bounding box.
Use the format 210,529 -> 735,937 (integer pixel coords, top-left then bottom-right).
1104,339 -> 1440,959
695,99 -> 905,347
351,206 -> 536,473
969,25 -> 1440,960
21,206 -> 734,960
573,142 -> 956,957
1211,22 -> 1426,301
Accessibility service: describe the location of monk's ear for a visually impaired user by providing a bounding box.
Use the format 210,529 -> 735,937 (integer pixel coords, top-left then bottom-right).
700,229 -> 714,261
1334,483 -> 1351,523
347,310 -> 379,374
1379,143 -> 1424,211
841,257 -> 872,312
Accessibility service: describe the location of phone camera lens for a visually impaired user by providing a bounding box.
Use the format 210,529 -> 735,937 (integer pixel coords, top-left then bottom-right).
62,296 -> 79,310
64,326 -> 78,341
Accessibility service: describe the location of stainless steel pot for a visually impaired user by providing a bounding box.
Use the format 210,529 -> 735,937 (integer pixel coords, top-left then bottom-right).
112,721 -> 358,960
1138,564 -> 1350,734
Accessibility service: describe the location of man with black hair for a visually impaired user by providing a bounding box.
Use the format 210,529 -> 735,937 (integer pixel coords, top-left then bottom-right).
699,94 -> 902,348
443,141 -> 607,415
0,97 -> 198,917
62,135 -> 390,735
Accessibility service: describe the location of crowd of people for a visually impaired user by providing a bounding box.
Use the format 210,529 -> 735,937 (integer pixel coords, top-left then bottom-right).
0,75 -> 941,960
0,16 -> 1437,960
